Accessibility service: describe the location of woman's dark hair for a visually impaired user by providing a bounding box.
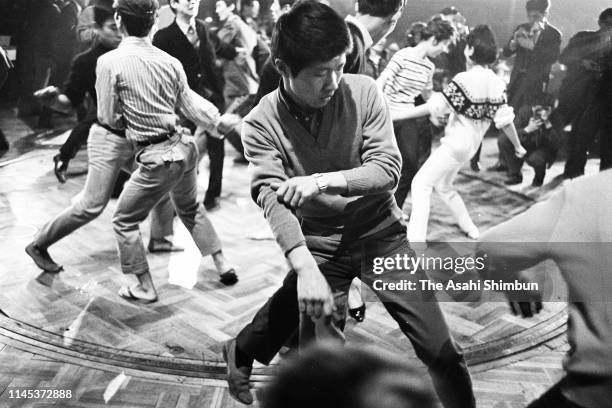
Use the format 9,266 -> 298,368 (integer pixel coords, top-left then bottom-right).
466,24 -> 498,65
420,16 -> 455,43
93,6 -> 114,26
272,0 -> 352,76
357,0 -> 403,18
261,344 -> 436,408
404,21 -> 426,47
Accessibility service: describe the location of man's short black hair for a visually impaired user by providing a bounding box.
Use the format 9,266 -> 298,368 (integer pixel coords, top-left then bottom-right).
272,0 -> 352,76
526,0 -> 550,13
439,6 -> 459,16
261,344 -> 436,408
466,24 -> 498,65
599,8 -> 612,23
115,0 -> 158,37
357,0 -> 403,18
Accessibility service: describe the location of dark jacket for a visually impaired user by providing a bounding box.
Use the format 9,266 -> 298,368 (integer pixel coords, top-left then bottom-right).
503,22 -> 562,107
555,30 -> 602,120
153,19 -> 238,110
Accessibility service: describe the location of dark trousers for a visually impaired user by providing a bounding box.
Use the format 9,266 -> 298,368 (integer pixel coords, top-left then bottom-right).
394,118 -> 432,210
225,127 -> 246,160
0,129 -> 8,151
526,380 -> 585,408
187,121 -> 225,200
564,96 -> 612,177
499,132 -> 555,184
58,116 -> 96,162
204,134 -> 224,200
236,223 -> 475,408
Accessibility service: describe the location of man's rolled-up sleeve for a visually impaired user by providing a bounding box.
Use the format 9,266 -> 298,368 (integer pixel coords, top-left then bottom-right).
340,80 -> 401,196
242,118 -> 306,255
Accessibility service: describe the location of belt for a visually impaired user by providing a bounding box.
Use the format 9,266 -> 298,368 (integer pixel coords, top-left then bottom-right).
135,131 -> 176,147
95,121 -> 126,138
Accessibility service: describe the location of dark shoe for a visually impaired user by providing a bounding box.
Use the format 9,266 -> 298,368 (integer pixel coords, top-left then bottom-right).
25,242 -> 63,273
562,172 -> 583,180
223,339 -> 253,405
348,304 -> 366,322
53,154 -> 69,184
504,174 -> 523,185
219,268 -> 238,286
531,176 -> 544,187
203,196 -> 221,211
487,162 -> 508,172
470,160 -> 480,172
147,238 -> 184,253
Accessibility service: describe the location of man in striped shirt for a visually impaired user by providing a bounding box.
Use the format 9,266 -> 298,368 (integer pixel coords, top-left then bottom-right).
97,0 -> 241,303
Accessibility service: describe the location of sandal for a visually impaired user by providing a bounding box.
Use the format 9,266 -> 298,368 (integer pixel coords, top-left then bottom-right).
118,286 -> 158,304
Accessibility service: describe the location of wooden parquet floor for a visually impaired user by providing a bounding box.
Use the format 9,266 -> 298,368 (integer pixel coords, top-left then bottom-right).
0,114 -> 579,407
0,126 -> 568,361
0,337 -> 568,408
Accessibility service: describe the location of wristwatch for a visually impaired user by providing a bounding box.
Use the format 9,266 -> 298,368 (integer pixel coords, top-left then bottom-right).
312,173 -> 328,193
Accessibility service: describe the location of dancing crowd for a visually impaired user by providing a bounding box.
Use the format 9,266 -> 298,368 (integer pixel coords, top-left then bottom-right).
2,0 -> 610,406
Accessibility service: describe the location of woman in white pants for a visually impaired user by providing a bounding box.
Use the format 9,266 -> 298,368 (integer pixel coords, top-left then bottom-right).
407,25 -> 526,244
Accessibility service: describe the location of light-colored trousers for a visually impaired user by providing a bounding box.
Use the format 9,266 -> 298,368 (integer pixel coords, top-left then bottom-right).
407,144 -> 477,243
113,133 -> 221,276
36,124 -> 174,249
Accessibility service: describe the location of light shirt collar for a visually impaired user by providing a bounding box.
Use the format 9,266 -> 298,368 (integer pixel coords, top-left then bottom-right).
176,17 -> 196,36
345,14 -> 373,51
119,36 -> 153,48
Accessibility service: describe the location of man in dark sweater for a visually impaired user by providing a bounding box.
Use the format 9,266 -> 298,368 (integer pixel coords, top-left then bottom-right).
38,0 -> 118,183
222,3 -> 475,407
153,0 -> 244,210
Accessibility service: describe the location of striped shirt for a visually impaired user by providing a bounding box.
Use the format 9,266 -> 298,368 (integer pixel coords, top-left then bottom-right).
378,47 -> 434,117
96,36 -> 220,143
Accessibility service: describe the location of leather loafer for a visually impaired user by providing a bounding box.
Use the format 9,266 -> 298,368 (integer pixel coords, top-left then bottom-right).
53,154 -> 69,184
147,238 -> 184,253
348,304 -> 366,322
223,339 -> 253,405
219,269 -> 238,286
25,242 -> 63,273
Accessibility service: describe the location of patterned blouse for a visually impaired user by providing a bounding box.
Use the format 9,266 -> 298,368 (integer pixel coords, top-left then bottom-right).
427,65 -> 515,162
